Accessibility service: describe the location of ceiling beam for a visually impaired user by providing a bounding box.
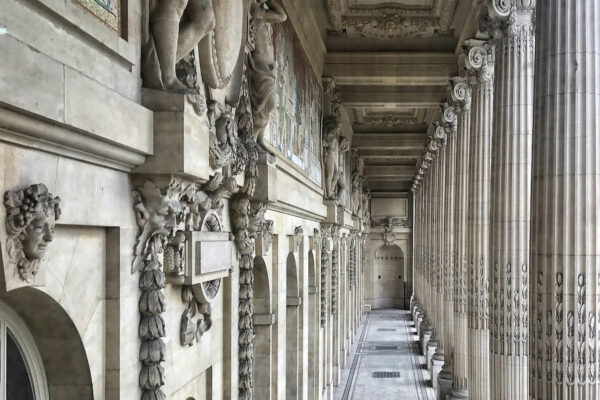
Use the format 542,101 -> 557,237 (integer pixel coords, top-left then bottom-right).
364,165 -> 416,178
364,180 -> 413,192
324,52 -> 457,86
352,133 -> 427,150
358,149 -> 423,158
340,85 -> 447,107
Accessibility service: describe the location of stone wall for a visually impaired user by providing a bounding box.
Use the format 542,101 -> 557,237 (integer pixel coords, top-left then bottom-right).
0,1 -> 370,400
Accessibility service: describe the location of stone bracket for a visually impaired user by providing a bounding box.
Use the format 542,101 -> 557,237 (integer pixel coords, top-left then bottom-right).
253,313 -> 276,326
286,296 -> 302,307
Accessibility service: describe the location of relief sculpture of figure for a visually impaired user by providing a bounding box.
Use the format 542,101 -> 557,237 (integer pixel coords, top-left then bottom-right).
248,0 -> 287,156
4,184 -> 61,283
350,171 -> 363,215
143,0 -> 215,92
323,117 -> 350,200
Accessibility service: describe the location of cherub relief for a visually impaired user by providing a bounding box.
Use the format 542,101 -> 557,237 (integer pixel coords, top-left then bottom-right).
4,184 -> 61,283
248,0 -> 287,156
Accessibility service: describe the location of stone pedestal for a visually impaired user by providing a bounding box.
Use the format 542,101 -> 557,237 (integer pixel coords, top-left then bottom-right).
431,349 -> 444,392
136,89 -> 210,180
448,387 -> 469,399
422,327 -> 432,356
416,313 -> 424,337
437,364 -> 454,400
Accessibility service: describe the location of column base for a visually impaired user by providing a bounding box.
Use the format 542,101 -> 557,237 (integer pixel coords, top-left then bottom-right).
447,387 -> 469,399
421,329 -> 432,356
426,337 -> 437,371
431,348 -> 444,392
436,365 -> 453,400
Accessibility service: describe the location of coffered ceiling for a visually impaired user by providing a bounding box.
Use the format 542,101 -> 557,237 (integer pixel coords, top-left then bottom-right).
316,0 -> 479,195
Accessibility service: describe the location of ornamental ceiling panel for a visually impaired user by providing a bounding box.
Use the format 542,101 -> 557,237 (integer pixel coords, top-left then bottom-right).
348,0 -> 434,8
325,0 -> 458,38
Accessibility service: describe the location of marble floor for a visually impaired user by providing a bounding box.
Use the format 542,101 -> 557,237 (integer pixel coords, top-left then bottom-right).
333,308 -> 435,400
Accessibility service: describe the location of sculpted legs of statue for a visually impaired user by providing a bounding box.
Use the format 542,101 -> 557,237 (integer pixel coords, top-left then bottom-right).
146,0 -> 215,92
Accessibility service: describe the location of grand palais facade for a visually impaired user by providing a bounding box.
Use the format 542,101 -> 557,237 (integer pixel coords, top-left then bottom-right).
0,0 -> 598,399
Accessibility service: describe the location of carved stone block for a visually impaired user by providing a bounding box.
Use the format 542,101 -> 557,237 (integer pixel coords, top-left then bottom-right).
135,89 -> 211,180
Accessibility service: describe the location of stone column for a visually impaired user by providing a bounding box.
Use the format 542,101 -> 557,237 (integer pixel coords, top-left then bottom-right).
428,136 -> 441,370
448,77 -> 472,400
432,124 -> 448,389
438,103 -> 458,399
486,2 -> 535,399
465,43 -> 495,400
421,153 -> 434,355
530,0 -> 600,398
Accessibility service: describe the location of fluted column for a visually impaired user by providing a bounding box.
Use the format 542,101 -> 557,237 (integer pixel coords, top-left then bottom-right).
465,43 -> 495,400
486,1 -> 536,399
530,1 -> 600,398
449,78 -> 472,399
438,104 -> 458,399
432,125 -> 448,388
426,138 -> 441,366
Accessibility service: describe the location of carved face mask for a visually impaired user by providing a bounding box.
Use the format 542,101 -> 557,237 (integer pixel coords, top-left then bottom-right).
20,213 -> 56,261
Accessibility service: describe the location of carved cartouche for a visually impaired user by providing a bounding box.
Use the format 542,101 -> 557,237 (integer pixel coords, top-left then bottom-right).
4,184 -> 61,283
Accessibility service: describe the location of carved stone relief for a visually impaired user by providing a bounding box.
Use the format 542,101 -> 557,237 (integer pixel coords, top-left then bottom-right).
3,184 -> 61,284
248,0 -> 287,157
293,226 -> 303,252
132,173 -> 234,399
330,225 -> 340,315
323,81 -> 351,201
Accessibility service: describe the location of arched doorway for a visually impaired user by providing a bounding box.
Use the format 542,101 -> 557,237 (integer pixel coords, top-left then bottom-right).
286,253 -> 299,400
253,257 -> 272,400
0,287 -> 93,399
374,245 -> 405,309
307,250 -> 318,400
0,299 -> 48,400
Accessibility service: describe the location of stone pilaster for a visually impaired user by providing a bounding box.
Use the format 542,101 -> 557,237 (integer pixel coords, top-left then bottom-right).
487,1 -> 535,399
465,42 -> 495,400
530,0 -> 600,398
438,103 -> 458,400
448,77 -> 472,400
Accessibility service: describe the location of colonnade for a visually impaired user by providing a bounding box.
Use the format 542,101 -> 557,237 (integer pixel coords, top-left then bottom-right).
411,1 -> 600,399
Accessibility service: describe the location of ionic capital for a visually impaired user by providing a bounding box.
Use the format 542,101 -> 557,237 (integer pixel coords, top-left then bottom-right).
465,44 -> 495,86
450,77 -> 472,113
487,0 -> 535,39
440,102 -> 458,137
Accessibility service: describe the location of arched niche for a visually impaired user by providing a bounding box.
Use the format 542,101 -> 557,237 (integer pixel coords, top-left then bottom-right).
0,287 -> 93,399
285,253 -> 300,400
252,256 -> 271,400
373,244 -> 406,309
